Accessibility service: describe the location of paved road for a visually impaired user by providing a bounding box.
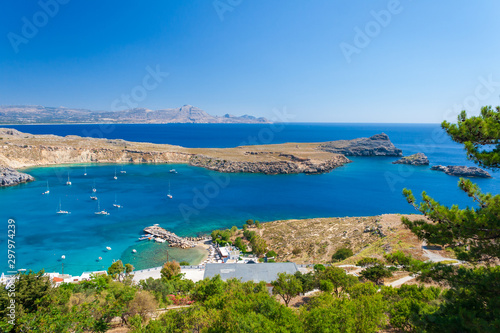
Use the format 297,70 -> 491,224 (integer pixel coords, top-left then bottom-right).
387,275 -> 415,287
422,242 -> 462,263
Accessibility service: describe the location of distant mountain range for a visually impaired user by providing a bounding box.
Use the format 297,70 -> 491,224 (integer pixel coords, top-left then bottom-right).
0,105 -> 270,124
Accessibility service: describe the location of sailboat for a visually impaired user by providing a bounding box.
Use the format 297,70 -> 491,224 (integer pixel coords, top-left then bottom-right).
84,166 -> 87,176
120,165 -> 126,174
167,181 -> 173,199
90,180 -> 98,200
42,181 -> 50,195
113,169 -> 118,180
94,200 -> 110,215
66,172 -> 72,185
113,194 -> 122,208
56,199 -> 70,214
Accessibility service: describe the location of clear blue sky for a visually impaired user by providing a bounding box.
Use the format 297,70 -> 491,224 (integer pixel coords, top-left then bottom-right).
1,0 -> 499,122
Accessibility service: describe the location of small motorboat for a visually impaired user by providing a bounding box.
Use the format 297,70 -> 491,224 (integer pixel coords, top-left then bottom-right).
90,196 -> 98,200
169,169 -> 177,173
113,169 -> 118,180
106,246 -> 112,251
98,256 -> 102,260
132,249 -> 137,253
84,166 -> 87,176
120,166 -> 126,174
66,172 -> 72,186
61,255 -> 66,259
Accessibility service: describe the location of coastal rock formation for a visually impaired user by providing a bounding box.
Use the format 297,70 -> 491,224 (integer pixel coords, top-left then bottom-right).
0,167 -> 34,186
431,165 -> 491,178
144,226 -> 197,249
392,153 -> 429,165
189,154 -> 351,175
319,133 -> 403,157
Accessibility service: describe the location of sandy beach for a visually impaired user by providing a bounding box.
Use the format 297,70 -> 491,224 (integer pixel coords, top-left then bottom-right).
191,243 -> 210,265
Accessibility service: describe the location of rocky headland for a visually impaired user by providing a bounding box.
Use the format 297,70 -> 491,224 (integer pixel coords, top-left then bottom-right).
431,165 -> 491,178
0,167 -> 34,186
392,153 -> 429,165
0,128 -> 404,185
318,133 -> 403,156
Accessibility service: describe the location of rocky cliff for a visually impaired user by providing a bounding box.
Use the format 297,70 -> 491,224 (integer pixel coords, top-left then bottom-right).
189,154 -> 351,175
430,165 -> 491,178
318,133 -> 403,156
392,153 -> 429,165
0,167 -> 34,186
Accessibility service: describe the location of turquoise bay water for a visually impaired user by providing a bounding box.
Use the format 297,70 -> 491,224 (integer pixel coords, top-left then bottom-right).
1,123 -> 499,275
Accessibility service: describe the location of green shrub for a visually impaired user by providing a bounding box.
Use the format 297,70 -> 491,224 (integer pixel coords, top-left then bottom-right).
332,247 -> 354,262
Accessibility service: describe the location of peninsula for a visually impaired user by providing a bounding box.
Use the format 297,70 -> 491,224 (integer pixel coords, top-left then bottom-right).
0,128 -> 401,186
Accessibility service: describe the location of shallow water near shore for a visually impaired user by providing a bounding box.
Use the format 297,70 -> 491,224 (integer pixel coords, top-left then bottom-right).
1,123 -> 500,275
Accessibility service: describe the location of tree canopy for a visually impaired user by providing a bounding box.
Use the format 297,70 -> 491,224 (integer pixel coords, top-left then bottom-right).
401,105 -> 500,331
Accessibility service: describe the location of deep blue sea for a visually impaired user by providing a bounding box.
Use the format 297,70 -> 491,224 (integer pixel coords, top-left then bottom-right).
1,123 -> 498,275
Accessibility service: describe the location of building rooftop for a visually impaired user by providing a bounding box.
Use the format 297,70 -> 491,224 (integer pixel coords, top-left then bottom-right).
204,262 -> 298,283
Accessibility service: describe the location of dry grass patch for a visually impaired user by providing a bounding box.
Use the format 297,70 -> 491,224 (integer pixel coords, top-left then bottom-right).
260,214 -> 431,264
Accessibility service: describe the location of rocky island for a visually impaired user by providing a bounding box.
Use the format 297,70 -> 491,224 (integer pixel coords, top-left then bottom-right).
431,165 -> 491,178
392,153 -> 429,165
0,128 -> 404,185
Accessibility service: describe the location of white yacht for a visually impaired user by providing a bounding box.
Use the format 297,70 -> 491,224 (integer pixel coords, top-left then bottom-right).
94,200 -> 110,215
42,181 -> 50,195
167,181 -> 173,199
113,194 -> 122,208
56,199 -> 70,214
